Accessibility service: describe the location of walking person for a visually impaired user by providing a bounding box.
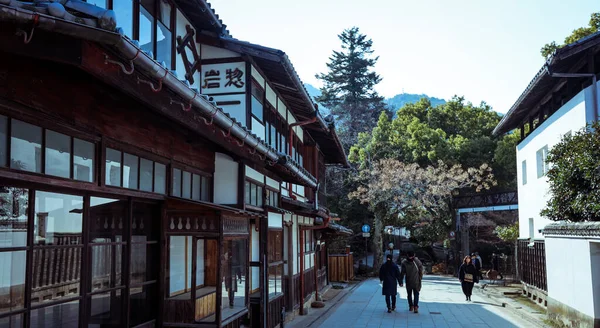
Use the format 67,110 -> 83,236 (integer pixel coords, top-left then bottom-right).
379,253 -> 402,313
399,251 -> 424,313
459,255 -> 479,301
471,253 -> 482,280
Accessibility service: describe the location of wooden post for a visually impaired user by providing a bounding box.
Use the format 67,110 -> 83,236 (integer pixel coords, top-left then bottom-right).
299,226 -> 304,315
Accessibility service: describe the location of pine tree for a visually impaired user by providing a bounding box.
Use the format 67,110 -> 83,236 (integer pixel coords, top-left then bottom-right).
315,27 -> 389,148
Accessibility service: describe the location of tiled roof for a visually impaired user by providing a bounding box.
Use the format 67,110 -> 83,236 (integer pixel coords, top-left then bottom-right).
0,0 -> 117,31
493,31 -> 600,135
543,221 -> 600,237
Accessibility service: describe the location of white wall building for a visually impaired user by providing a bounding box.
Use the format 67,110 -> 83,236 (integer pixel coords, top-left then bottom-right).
493,31 -> 600,327
515,83 -> 598,241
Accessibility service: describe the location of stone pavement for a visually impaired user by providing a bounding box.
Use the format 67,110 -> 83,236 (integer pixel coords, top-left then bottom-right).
317,275 -> 544,328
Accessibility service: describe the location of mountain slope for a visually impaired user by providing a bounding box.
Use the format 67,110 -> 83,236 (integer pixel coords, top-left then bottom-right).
304,83 -> 446,114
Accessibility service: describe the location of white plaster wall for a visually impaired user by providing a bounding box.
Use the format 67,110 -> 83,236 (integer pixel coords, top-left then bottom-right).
592,242 -> 600,319
175,10 -> 200,90
210,94 -> 246,127
251,224 -> 260,291
545,236 -> 600,318
283,225 -> 289,275
277,98 -> 287,119
265,84 -> 277,108
266,177 -> 279,190
292,216 -> 298,275
201,45 -> 240,59
516,85 -> 595,239
251,66 -> 265,87
268,212 -> 282,228
245,165 -> 264,182
213,153 -> 238,204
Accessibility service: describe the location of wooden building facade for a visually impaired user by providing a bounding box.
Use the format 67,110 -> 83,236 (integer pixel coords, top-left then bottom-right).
0,0 -> 349,327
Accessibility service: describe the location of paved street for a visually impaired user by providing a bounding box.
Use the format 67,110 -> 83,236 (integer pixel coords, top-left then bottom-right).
317,276 -> 540,328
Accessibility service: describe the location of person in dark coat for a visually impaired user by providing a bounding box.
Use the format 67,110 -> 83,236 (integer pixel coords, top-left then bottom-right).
459,255 -> 479,301
399,251 -> 424,313
379,253 -> 402,313
492,253 -> 500,271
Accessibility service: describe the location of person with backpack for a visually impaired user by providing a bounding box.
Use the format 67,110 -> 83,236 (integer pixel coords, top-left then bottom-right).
379,253 -> 402,313
399,251 -> 424,313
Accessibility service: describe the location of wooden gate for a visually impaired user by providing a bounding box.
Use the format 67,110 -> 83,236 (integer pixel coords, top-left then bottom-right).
328,253 -> 354,282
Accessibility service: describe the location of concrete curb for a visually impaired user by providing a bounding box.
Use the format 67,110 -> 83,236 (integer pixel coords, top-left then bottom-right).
476,284 -> 550,328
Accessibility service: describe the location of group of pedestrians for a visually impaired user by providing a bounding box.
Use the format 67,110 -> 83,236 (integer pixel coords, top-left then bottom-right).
379,251 -> 485,313
379,251 -> 423,314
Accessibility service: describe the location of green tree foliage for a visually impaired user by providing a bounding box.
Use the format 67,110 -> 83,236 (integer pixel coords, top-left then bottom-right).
315,27 -> 389,146
541,12 -> 600,59
494,223 -> 519,243
346,97 -> 516,264
541,123 -> 600,222
349,96 -> 516,188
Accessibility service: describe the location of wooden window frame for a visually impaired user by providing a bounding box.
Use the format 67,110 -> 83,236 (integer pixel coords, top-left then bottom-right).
244,178 -> 264,208
170,165 -> 212,202
0,114 -> 98,184
103,144 -> 168,195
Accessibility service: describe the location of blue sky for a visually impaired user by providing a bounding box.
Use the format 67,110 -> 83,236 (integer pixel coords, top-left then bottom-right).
210,0 -> 599,114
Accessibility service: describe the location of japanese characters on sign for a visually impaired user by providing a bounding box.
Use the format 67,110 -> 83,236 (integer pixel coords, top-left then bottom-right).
200,62 -> 246,94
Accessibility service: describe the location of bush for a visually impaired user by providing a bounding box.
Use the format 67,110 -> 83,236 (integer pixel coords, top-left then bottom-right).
541,122 -> 600,222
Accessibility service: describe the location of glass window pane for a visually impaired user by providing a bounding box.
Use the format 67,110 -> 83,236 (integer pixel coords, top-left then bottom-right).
201,177 -> 210,202
32,192 -> 83,305
172,168 -> 181,197
89,289 -> 122,326
0,187 -> 28,248
257,186 -> 263,207
168,236 -> 192,298
89,198 -> 126,242
34,191 -> 83,246
123,153 -> 139,189
244,181 -> 250,205
195,239 -> 204,287
45,130 -> 71,178
0,314 -> 23,327
105,148 -> 122,187
0,251 -> 26,314
91,244 -> 124,291
157,22 -> 172,69
113,0 -> 133,38
154,163 -> 166,194
73,139 -> 94,182
268,265 -> 283,299
159,0 -> 171,25
221,239 -> 247,319
140,158 -> 154,192
182,171 -> 191,199
251,96 -> 263,122
10,119 -> 42,173
139,6 -> 154,57
192,174 -> 200,201
86,0 -> 105,8
129,283 -> 157,327
131,243 -> 158,285
251,119 -> 265,142
30,300 -> 79,328
0,115 -> 7,167
249,184 -> 256,206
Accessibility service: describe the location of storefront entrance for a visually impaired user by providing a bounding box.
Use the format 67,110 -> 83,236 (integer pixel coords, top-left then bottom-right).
0,184 -> 160,328
162,199 -> 250,327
